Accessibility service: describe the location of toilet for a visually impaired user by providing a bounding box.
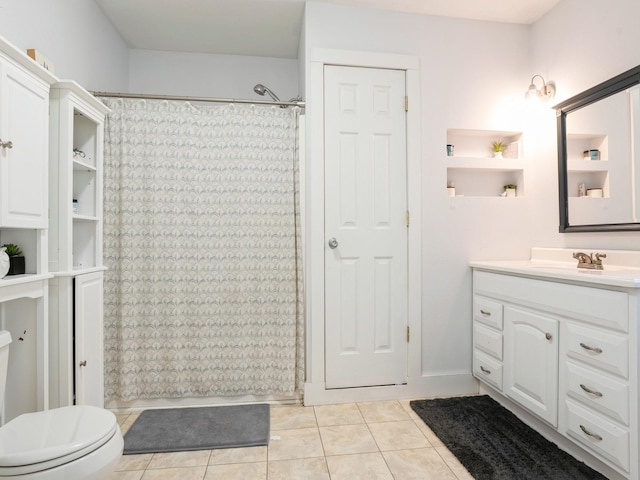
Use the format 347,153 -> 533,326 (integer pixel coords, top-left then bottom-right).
0,331 -> 123,479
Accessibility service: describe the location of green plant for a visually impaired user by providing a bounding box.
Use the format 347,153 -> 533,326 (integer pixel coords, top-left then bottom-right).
492,140 -> 506,152
2,243 -> 22,257
504,184 -> 517,190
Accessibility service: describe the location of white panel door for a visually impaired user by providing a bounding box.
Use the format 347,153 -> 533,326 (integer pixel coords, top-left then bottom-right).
324,65 -> 408,389
505,306 -> 559,426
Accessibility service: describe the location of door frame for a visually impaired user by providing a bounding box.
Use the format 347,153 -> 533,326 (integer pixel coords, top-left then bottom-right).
304,49 -> 422,405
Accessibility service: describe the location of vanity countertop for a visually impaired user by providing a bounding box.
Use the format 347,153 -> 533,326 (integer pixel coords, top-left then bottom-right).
470,247 -> 640,289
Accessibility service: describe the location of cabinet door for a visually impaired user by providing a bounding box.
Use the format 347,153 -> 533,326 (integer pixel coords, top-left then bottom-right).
74,271 -> 104,407
0,59 -> 49,228
505,306 -> 559,426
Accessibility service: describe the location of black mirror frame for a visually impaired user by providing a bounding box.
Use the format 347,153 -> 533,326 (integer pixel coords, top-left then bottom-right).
555,65 -> 640,232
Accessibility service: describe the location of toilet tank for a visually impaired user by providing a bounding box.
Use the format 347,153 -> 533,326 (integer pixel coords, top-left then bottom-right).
0,331 -> 11,418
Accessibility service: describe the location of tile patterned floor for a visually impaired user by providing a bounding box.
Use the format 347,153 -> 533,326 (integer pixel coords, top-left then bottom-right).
109,399 -> 474,480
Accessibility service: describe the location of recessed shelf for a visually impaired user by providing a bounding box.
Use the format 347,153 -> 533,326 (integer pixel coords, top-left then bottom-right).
446,128 -> 525,198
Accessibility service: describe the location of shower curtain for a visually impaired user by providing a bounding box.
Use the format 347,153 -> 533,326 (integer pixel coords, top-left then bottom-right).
101,98 -> 303,402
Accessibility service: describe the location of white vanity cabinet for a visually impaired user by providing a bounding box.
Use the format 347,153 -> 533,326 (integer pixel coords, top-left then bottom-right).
471,263 -> 639,480
0,38 -> 55,228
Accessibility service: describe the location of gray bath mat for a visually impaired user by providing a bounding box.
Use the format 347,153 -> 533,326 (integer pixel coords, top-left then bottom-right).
123,404 -> 270,454
410,396 -> 606,480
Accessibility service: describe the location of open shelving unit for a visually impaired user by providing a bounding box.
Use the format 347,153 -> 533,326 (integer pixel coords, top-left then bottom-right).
48,80 -> 109,408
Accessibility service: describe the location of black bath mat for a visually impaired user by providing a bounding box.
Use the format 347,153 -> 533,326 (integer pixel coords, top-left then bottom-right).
410,395 -> 607,480
123,403 -> 270,454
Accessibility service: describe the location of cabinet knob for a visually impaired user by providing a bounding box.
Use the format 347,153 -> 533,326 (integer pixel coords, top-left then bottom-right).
0,139 -> 13,149
545,333 -> 552,341
79,360 -> 87,367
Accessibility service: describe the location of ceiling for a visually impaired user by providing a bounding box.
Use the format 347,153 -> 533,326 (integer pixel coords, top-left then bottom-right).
95,0 -> 562,59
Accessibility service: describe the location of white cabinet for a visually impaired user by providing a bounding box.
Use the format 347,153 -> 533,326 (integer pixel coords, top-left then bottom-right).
48,81 -> 108,408
504,306 -> 558,426
0,36 -> 56,421
472,268 -> 638,480
0,42 -> 54,228
74,272 -> 104,407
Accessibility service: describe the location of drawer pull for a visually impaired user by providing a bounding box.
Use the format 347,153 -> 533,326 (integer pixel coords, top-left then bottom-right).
480,366 -> 491,375
579,384 -> 603,398
579,342 -> 603,354
579,424 -> 603,441
480,310 -> 491,317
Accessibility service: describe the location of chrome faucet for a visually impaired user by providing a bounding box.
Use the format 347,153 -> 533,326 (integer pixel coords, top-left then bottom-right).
573,252 -> 606,270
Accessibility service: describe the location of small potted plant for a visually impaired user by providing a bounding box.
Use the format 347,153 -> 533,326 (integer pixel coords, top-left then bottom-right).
503,184 -> 517,197
491,140 -> 506,158
2,243 -> 25,275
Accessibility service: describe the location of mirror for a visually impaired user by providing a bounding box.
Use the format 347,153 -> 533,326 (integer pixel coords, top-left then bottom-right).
555,65 -> 640,232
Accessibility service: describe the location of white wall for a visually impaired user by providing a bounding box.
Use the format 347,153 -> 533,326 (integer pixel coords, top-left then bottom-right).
303,1 -> 532,388
129,49 -> 300,101
0,0 -> 129,91
530,0 -> 640,249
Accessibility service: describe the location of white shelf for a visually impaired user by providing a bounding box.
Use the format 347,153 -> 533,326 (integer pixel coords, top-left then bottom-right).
72,214 -> 99,222
0,274 -> 53,302
72,159 -> 97,172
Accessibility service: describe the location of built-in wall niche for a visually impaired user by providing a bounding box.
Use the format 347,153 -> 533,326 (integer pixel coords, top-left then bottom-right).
566,133 -> 608,162
447,167 -> 524,197
447,129 -> 522,159
566,169 -> 610,198
446,129 -> 525,197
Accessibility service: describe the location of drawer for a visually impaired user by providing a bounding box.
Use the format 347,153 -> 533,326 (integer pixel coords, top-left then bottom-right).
473,296 -> 503,330
565,322 -> 628,379
473,271 -> 628,332
473,323 -> 503,360
565,361 -> 629,425
473,351 -> 503,391
564,399 -> 630,472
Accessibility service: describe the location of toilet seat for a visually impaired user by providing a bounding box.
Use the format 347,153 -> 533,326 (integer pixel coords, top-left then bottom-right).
0,406 -> 118,476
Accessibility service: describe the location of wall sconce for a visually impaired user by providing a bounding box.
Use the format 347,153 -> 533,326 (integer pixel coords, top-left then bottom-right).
525,75 -> 556,102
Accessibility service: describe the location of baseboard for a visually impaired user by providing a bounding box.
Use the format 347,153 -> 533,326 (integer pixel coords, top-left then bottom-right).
303,373 -> 478,406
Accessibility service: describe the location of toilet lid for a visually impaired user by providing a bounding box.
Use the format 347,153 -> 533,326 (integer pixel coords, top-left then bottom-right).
0,406 -> 117,468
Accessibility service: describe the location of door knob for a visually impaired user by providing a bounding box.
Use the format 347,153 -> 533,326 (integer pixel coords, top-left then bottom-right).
328,237 -> 339,249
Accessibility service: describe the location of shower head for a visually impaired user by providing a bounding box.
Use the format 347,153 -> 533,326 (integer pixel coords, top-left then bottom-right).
253,83 -> 281,103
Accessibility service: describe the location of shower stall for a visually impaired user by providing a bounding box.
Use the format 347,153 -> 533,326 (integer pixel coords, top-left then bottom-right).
99,88 -> 305,408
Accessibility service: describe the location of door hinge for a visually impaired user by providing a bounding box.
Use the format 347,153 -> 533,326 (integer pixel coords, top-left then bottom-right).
406,326 -> 410,342
405,210 -> 410,227
404,96 -> 408,112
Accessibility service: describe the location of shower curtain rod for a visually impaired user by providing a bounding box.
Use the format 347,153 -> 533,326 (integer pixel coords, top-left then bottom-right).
92,91 -> 305,108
